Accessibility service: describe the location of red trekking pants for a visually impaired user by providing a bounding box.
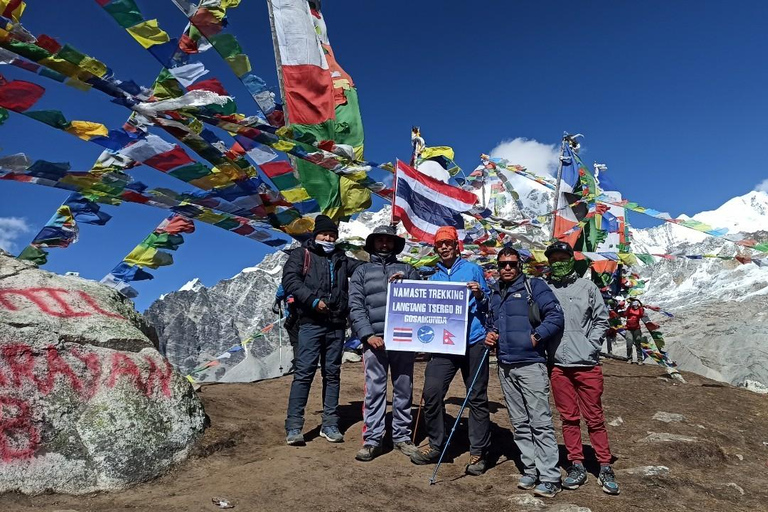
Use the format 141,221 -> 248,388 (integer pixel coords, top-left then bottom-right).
550,365 -> 613,465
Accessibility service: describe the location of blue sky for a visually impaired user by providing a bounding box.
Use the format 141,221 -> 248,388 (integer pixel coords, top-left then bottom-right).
1,1 -> 766,310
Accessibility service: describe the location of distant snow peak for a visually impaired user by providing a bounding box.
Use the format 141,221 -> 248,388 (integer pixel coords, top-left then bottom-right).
179,278 -> 204,292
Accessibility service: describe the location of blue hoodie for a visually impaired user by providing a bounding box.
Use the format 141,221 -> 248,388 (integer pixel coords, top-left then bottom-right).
429,258 -> 489,346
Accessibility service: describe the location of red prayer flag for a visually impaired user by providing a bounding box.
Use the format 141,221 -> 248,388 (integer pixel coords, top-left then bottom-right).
143,146 -> 195,172
260,161 -> 293,178
188,78 -> 229,96
0,78 -> 45,112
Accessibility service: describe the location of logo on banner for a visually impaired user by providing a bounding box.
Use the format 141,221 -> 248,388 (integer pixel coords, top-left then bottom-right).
443,329 -> 456,345
417,326 -> 435,344
392,327 -> 413,342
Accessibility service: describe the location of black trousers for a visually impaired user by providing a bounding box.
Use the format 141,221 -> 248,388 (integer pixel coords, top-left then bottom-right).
421,342 -> 491,456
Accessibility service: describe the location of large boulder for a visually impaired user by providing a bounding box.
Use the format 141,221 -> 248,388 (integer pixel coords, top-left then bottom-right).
0,254 -> 206,494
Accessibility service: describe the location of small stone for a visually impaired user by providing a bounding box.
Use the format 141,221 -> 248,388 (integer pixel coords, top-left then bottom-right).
736,454 -> 744,461
550,506 -> 593,512
652,412 -> 686,423
618,465 -> 670,477
608,417 -> 624,427
508,494 -> 545,508
638,432 -> 699,443
726,483 -> 745,496
342,351 -> 362,363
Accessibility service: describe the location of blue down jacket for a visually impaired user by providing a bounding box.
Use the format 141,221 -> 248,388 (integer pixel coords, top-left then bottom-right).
488,274 -> 564,365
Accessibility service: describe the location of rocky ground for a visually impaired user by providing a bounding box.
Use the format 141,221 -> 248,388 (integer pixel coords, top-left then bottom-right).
3,358 -> 768,512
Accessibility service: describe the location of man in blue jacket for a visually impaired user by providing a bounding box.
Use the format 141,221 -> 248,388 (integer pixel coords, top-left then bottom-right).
485,247 -> 565,498
410,226 -> 492,476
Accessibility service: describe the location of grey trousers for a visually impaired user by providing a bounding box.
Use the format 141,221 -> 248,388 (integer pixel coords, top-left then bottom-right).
362,346 -> 415,446
498,362 -> 561,484
627,329 -> 644,362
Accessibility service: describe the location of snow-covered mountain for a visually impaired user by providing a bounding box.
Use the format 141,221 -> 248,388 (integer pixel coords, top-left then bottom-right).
630,190 -> 768,390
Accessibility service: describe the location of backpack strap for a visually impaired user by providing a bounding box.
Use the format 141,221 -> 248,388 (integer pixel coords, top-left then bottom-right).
302,248 -> 310,277
523,277 -> 542,327
523,278 -> 535,305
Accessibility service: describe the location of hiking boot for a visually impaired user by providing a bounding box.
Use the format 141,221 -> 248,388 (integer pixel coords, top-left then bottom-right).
319,425 -> 344,443
518,474 -> 537,490
394,440 -> 419,457
598,465 -> 620,495
533,482 -> 562,498
355,444 -> 383,462
285,429 -> 305,446
410,444 -> 441,465
562,462 -> 588,490
465,454 -> 487,476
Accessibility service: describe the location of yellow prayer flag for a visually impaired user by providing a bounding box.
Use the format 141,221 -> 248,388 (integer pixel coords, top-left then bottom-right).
39,56 -> 81,77
530,249 -> 548,263
281,187 -> 311,204
0,0 -> 25,22
194,210 -> 228,225
272,140 -> 295,152
190,173 -> 232,189
66,121 -> 108,140
283,217 -> 313,236
225,54 -> 251,78
420,146 -> 455,161
618,253 -> 637,266
126,19 -> 171,49
80,57 -> 108,77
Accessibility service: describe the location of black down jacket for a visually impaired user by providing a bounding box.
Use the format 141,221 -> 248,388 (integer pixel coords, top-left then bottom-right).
348,253 -> 421,341
281,240 -> 363,327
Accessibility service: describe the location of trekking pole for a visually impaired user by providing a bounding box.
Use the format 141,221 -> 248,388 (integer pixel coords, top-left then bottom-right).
277,308 -> 284,374
429,346 -> 490,485
412,394 -> 424,443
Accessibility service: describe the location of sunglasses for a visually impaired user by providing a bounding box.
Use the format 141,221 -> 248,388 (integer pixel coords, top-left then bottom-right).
497,260 -> 519,269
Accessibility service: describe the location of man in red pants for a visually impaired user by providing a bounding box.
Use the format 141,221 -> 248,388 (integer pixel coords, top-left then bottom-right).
544,242 -> 619,495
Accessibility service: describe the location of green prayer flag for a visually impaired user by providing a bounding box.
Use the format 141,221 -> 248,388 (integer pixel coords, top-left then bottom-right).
210,34 -> 242,59
7,40 -> 51,61
0,108 -> 8,126
17,245 -> 48,265
103,0 -> 144,28
168,163 -> 210,181
55,44 -> 86,65
25,110 -> 70,129
214,218 -> 240,230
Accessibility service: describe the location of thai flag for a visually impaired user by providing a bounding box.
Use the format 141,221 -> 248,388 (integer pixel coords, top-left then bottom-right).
392,327 -> 413,342
392,160 -> 479,243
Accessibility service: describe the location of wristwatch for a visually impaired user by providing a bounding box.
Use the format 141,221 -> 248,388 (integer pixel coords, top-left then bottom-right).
532,332 -> 542,344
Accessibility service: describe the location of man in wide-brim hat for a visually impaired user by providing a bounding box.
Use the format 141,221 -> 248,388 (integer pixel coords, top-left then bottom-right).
349,225 -> 421,462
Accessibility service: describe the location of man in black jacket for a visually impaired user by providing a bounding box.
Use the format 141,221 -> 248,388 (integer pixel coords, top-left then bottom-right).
283,215 -> 362,445
348,225 -> 421,462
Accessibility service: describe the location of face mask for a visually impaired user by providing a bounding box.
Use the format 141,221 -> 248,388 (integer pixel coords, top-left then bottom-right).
550,258 -> 575,279
317,240 -> 336,253
375,250 -> 393,258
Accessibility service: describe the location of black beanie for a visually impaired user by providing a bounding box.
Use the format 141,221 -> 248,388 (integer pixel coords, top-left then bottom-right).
313,215 -> 338,236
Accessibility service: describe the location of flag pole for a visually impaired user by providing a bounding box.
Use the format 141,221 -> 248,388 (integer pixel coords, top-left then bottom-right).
549,136 -> 567,239
391,159 -> 399,226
